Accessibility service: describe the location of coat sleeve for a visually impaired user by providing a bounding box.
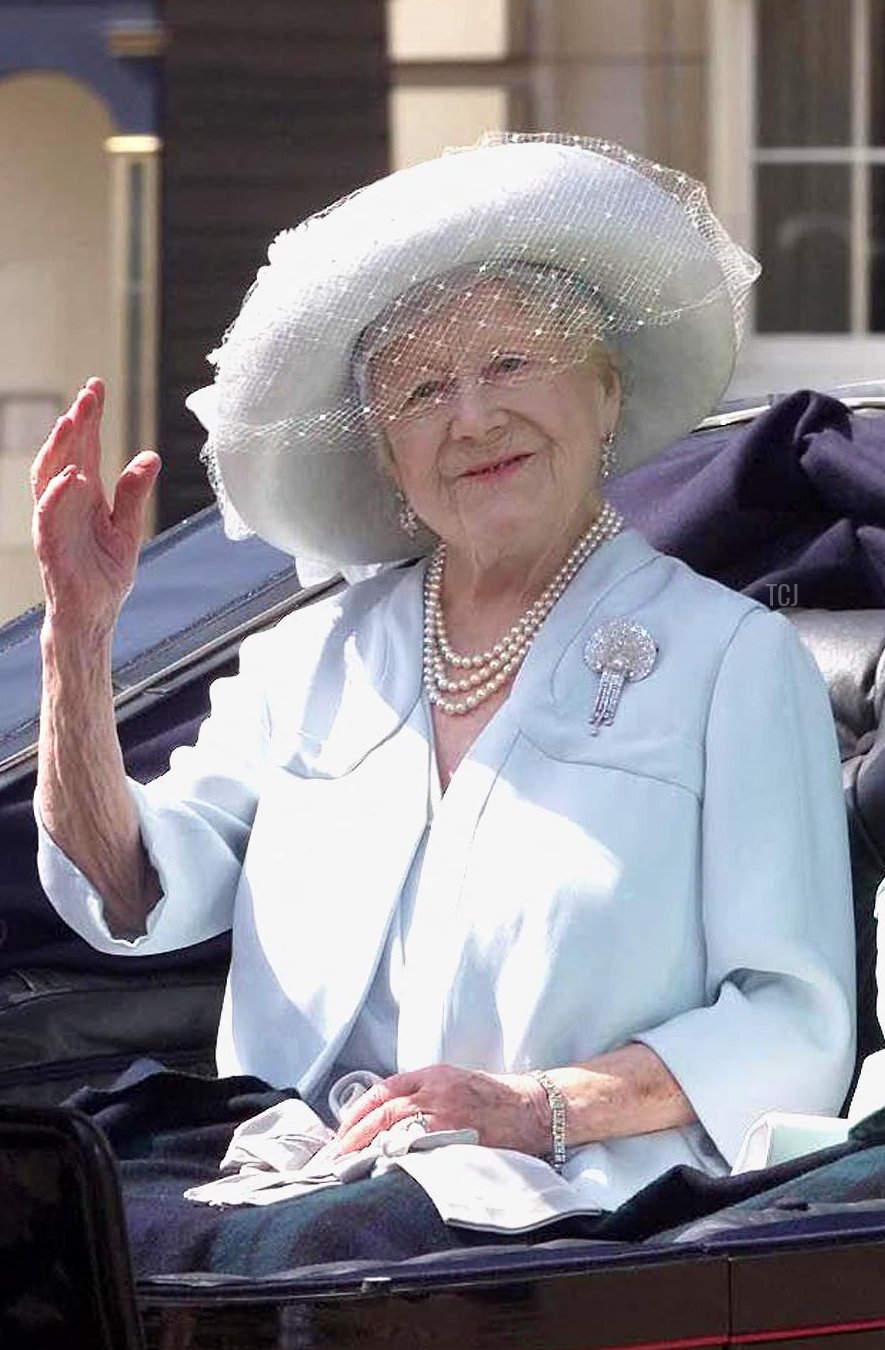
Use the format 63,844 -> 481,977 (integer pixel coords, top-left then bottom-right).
634,607 -> 856,1164
35,624 -> 277,956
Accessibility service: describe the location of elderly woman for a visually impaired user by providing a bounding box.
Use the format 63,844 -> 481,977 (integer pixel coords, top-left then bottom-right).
31,135 -> 854,1269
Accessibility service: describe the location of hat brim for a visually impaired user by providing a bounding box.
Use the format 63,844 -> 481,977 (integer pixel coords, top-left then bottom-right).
207,140 -> 742,563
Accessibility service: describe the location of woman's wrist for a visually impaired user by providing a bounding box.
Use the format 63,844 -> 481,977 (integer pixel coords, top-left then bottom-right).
40,618 -> 116,710
531,1048 -> 697,1152
530,1069 -> 569,1170
41,612 -> 115,659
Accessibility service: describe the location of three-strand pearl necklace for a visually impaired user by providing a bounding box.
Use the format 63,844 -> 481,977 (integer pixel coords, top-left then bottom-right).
423,501 -> 624,715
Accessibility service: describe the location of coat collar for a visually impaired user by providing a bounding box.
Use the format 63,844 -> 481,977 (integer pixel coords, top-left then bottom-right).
294,531 -> 660,777
510,528 -> 661,716
510,529 -> 704,782
291,561 -> 425,777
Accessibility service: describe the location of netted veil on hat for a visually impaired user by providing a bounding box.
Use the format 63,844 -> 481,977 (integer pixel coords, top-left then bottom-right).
188,132 -> 760,567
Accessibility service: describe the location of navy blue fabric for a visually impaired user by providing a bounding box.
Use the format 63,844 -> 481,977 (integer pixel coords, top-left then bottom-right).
66,1063 -> 885,1276
66,1062 -> 445,1277
67,1063 -> 605,1277
593,1143 -> 864,1243
652,1111 -> 885,1247
610,389 -> 885,608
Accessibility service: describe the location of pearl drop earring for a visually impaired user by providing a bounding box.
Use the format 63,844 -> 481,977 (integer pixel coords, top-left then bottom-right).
600,429 -> 618,481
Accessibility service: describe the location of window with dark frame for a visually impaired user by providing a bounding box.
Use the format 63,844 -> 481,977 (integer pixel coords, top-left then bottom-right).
754,0 -> 885,334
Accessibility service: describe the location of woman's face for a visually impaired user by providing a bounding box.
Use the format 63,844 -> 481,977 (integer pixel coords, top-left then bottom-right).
367,281 -> 621,565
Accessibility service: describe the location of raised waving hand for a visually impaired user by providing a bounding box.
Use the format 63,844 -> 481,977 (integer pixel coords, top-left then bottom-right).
32,378 -> 163,934
31,377 -> 160,636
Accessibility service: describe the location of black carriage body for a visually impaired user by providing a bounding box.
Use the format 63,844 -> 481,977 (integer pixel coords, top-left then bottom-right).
3,390 -> 885,1349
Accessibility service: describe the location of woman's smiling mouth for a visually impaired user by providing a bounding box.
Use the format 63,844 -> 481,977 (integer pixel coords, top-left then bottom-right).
459,453 -> 532,481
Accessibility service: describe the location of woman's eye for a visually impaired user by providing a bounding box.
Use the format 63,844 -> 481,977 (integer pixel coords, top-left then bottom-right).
488,353 -> 531,378
400,379 -> 446,411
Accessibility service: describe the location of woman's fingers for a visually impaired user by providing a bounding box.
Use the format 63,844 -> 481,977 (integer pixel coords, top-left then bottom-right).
31,415 -> 76,505
332,1072 -> 425,1156
81,451 -> 161,583
31,463 -> 78,553
78,376 -> 105,479
30,379 -> 106,505
31,383 -> 160,561
332,1094 -> 422,1157
332,1065 -> 551,1158
30,378 -> 161,630
335,1072 -> 420,1134
112,451 -> 162,540
84,375 -> 105,408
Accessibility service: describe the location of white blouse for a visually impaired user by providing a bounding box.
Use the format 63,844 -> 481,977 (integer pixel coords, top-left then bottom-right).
313,711 -> 439,1117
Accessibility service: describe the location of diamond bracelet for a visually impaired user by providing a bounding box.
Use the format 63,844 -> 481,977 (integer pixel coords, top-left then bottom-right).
531,1069 -> 568,1172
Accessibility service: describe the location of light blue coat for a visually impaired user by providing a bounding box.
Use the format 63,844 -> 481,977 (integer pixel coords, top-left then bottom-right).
38,530 -> 856,1218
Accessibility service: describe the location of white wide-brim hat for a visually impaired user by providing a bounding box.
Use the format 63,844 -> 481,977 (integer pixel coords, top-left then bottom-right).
188,133 -> 759,566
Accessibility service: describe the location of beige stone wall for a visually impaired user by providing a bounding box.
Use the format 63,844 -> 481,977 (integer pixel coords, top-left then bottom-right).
388,0 -> 511,168
388,0 -> 709,179
531,0 -> 708,178
0,72 -> 121,624
388,0 -> 508,59
390,87 -> 510,167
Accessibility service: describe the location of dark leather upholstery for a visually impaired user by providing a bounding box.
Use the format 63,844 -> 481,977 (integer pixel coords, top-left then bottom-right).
787,610 -> 885,1081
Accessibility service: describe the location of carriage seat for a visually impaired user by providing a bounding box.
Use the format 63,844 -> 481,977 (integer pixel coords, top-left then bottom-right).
787,607 -> 885,1083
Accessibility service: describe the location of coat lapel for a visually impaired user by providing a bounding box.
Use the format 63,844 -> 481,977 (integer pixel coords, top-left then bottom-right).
238,562 -> 433,1095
